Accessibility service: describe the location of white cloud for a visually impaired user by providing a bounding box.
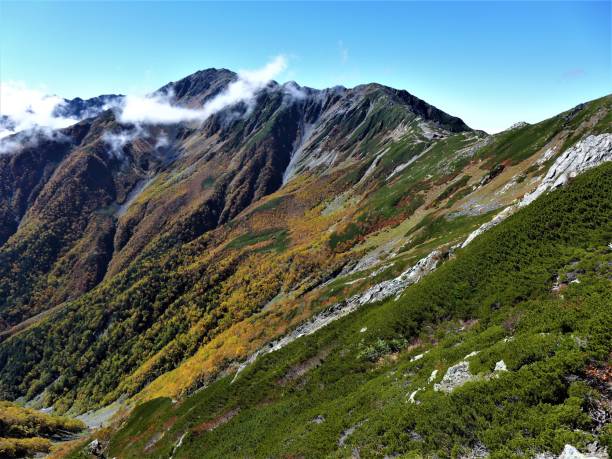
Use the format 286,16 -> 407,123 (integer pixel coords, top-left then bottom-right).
1,56 -> 290,156
102,125 -> 147,159
115,55 -> 288,125
202,54 -> 287,117
0,82 -> 77,139
0,127 -> 70,155
154,131 -> 169,149
101,127 -> 170,160
282,81 -> 307,101
115,93 -> 203,125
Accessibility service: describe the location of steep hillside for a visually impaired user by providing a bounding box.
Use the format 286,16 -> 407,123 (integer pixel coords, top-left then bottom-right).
0,69 -> 610,458
0,71 -> 480,412
69,162 -> 612,459
0,70 -> 471,332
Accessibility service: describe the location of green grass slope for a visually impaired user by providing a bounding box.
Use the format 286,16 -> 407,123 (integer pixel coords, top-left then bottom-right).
82,162 -> 612,458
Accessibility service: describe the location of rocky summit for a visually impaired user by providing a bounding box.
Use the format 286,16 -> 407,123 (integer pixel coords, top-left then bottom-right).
0,67 -> 610,459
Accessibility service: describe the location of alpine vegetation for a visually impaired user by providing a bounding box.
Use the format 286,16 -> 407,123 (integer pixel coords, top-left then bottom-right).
0,4 -> 610,457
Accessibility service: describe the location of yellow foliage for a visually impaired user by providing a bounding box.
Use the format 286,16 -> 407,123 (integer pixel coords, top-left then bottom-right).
0,436 -> 52,458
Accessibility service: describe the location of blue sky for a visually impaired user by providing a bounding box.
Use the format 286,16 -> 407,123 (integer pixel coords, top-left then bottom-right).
1,1 -> 610,133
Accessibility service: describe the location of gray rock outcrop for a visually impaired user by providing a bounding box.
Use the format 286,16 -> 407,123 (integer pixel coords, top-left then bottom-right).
522,134 -> 612,206
434,361 -> 476,393
557,444 -> 603,459
462,133 -> 612,249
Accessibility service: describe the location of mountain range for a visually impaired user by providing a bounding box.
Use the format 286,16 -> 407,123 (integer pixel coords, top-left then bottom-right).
0,68 -> 610,459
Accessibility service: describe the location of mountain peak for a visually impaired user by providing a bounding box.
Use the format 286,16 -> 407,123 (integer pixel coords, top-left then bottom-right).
157,68 -> 236,105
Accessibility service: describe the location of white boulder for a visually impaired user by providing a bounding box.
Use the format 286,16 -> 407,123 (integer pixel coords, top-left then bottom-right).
557,444 -> 601,459
434,361 -> 475,393
494,360 -> 507,372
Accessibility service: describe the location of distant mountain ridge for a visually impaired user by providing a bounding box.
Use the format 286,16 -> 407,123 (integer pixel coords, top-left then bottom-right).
53,94 -> 123,120
0,69 -> 473,331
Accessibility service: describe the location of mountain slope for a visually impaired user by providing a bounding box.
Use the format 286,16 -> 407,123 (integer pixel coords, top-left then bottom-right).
101,162 -> 612,459
0,70 -> 477,412
0,70 -> 610,458
0,71 -> 471,332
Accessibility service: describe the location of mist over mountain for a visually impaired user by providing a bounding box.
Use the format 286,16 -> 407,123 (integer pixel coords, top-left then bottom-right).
0,62 -> 610,459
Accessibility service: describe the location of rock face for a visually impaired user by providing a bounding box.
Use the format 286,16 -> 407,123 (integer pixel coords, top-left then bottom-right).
354,250 -> 442,305
522,134 -> 612,206
536,443 -> 608,459
53,94 -> 123,120
88,439 -> 104,457
169,432 -> 188,459
462,133 -> 612,249
434,361 -> 475,393
311,415 -> 326,424
557,444 -> 602,459
508,121 -> 529,130
461,205 -> 517,248
478,163 -> 505,187
459,442 -> 489,459
338,421 -> 365,447
410,351 -> 428,362
408,388 -> 422,404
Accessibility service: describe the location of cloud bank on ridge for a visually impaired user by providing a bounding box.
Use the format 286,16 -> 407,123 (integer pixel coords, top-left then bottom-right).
115,55 -> 288,125
0,56 -> 288,155
0,82 -> 77,139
